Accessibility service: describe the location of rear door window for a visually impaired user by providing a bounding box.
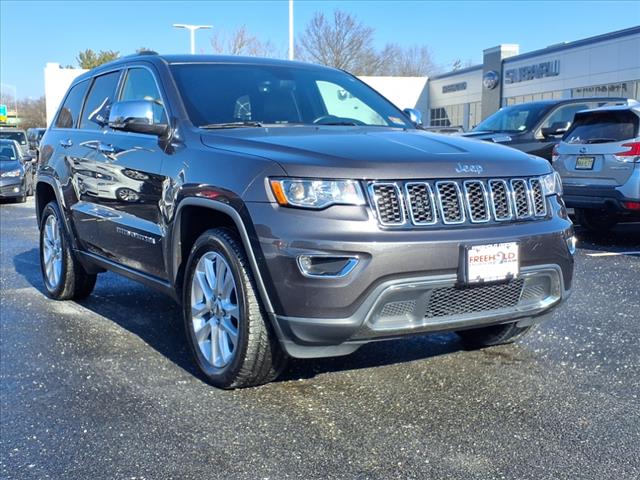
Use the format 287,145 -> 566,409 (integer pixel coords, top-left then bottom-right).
564,111 -> 639,144
55,80 -> 89,129
80,71 -> 121,130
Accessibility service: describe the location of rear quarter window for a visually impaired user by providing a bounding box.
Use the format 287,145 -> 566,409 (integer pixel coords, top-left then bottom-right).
564,111 -> 639,144
55,80 -> 89,129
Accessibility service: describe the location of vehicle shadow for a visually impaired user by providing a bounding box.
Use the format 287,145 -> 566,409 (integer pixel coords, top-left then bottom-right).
13,247 -> 467,384
13,247 -> 201,378
575,221 -> 640,251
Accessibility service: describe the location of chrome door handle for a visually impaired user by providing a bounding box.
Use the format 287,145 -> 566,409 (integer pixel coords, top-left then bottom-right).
59,139 -> 73,148
97,143 -> 115,154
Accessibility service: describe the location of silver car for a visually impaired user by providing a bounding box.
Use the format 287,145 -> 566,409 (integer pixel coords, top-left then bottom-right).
553,102 -> 640,232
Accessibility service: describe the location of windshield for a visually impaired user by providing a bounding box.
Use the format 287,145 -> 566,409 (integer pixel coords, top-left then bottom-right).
474,102 -> 551,133
0,131 -> 27,145
564,110 -> 639,144
170,63 -> 413,128
0,142 -> 19,159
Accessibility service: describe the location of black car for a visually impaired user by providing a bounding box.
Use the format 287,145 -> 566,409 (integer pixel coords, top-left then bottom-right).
0,139 -> 35,202
36,54 -> 574,388
463,97 -> 628,160
0,126 -> 30,155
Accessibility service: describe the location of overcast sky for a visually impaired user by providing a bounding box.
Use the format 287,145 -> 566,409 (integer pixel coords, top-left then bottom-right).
1,0 -> 639,98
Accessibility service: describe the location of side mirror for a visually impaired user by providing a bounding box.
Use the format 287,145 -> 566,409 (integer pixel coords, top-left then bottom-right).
108,100 -> 169,137
541,121 -> 570,139
403,108 -> 423,127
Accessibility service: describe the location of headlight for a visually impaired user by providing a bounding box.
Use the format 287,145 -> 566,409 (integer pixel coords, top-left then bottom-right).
1,169 -> 22,178
269,178 -> 366,209
540,171 -> 563,196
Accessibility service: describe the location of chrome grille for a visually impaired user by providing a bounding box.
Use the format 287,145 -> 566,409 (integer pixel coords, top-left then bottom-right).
435,181 -> 465,224
463,181 -> 490,223
529,179 -> 546,216
371,183 -> 405,225
425,279 -> 525,318
488,180 -> 512,221
369,176 -> 548,227
511,179 -> 532,218
405,183 -> 437,225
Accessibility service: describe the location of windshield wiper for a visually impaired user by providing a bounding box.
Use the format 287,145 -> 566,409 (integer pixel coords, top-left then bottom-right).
199,121 -> 264,129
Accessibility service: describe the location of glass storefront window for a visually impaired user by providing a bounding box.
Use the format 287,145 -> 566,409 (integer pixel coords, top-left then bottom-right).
504,90 -> 564,106
430,103 -> 464,127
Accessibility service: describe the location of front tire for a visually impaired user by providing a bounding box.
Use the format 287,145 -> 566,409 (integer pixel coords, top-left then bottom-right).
39,201 -> 97,300
183,228 -> 286,389
456,322 -> 535,349
575,208 -> 618,232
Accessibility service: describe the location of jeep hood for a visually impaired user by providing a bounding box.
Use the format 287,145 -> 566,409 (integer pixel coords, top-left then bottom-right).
201,127 -> 550,179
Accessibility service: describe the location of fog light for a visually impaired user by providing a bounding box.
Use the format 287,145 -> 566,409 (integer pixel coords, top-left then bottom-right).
297,255 -> 358,278
566,235 -> 577,255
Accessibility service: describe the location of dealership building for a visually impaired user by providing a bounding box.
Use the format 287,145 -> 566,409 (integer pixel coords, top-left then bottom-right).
43,26 -> 640,129
424,26 -> 640,129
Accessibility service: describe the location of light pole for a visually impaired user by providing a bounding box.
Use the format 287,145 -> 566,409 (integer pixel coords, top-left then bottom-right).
173,24 -> 212,54
289,0 -> 294,60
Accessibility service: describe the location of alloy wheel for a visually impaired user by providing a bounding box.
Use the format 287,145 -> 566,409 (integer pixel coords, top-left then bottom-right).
190,252 -> 240,369
42,214 -> 63,290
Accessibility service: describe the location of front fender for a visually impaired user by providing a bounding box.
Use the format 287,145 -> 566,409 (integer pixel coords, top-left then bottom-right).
170,197 -> 276,314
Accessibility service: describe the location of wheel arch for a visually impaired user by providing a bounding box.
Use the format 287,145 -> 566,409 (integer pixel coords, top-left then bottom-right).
171,198 -> 274,314
35,177 -> 75,246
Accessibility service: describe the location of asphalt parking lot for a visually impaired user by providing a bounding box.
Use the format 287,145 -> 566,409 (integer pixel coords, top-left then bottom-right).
1,197 -> 639,480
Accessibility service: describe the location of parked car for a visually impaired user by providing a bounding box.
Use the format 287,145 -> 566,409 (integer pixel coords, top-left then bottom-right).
36,54 -> 575,388
553,102 -> 640,231
27,127 -> 47,160
0,126 -> 30,155
0,139 -> 35,202
462,98 -> 628,160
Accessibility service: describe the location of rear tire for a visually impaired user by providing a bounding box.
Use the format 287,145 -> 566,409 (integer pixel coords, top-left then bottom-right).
575,208 -> 618,232
456,322 -> 535,349
183,228 -> 286,389
39,201 -> 97,300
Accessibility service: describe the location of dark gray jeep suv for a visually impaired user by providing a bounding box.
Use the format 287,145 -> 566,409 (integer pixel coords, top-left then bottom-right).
36,54 -> 575,388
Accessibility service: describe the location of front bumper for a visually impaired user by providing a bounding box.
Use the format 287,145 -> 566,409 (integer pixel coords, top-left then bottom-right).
246,197 -> 574,358
0,178 -> 25,198
272,265 -> 567,358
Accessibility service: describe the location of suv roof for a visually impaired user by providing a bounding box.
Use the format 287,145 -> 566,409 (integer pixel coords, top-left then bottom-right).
72,53 -> 335,85
505,97 -> 629,109
571,101 -> 640,115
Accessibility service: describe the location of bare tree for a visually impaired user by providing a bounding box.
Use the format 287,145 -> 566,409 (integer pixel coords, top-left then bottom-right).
297,10 -> 438,77
451,58 -> 475,71
377,44 -> 439,76
16,96 -> 46,129
297,10 -> 377,74
210,26 -> 277,57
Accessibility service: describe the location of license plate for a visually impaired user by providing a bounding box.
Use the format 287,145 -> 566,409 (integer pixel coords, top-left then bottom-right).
466,242 -> 519,284
575,156 -> 595,170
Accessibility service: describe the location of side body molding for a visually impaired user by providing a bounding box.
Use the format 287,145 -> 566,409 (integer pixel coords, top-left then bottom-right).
170,197 -> 275,314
